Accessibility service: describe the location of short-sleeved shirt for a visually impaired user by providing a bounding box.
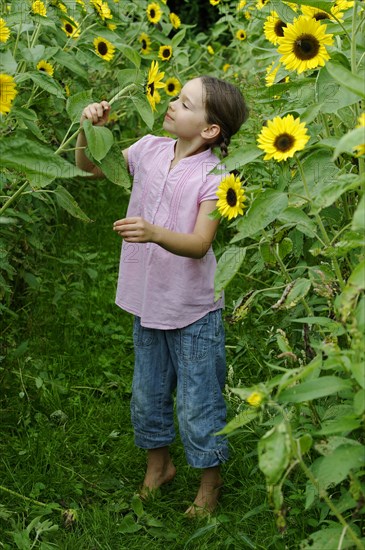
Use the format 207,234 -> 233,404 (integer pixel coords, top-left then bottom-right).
115,134 -> 225,329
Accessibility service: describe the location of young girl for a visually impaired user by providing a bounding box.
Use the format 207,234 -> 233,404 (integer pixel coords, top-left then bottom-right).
76,76 -> 248,515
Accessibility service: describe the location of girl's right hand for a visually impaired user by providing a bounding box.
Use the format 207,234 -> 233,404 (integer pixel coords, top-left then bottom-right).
80,101 -> 110,127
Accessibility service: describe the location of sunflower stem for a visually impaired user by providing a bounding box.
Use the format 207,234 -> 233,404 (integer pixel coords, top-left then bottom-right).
108,83 -> 138,106
0,181 -> 30,215
295,156 -> 345,290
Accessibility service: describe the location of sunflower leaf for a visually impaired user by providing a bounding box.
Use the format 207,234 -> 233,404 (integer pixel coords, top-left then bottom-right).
332,128 -> 365,160
231,191 -> 288,243
130,95 -> 154,130
325,62 -> 365,99
82,120 -> 114,162
288,0 -> 333,14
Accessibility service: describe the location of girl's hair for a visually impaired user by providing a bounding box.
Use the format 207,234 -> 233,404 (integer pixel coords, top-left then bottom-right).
201,76 -> 249,158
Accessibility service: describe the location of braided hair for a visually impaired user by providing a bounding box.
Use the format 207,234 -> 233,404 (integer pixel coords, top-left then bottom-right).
200,76 -> 249,158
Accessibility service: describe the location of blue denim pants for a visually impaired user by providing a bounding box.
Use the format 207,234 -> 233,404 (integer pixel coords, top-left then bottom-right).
131,309 -> 228,469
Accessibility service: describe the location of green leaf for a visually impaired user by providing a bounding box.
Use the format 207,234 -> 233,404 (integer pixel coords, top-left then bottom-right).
332,127 -> 365,160
278,376 -> 352,403
258,423 -> 291,484
316,66 -> 360,114
354,389 -> 365,416
278,208 -> 316,237
25,72 -> 65,99
171,28 -> 186,48
0,49 -> 18,74
53,50 -> 88,80
325,61 -> 365,99
224,145 -> 262,171
54,185 -> 91,222
116,68 -> 144,89
352,194 -> 365,232
301,526 -> 359,550
118,513 -> 142,534
316,416 -> 361,435
292,316 -> 345,336
131,495 -> 144,518
83,120 -> 114,162
282,278 -> 311,309
231,190 -> 288,243
94,144 -> 131,188
0,135 -> 88,188
352,362 -> 365,389
310,445 -> 365,491
66,90 -> 94,124
217,408 -> 258,435
214,246 -> 246,300
118,44 -> 141,68
130,95 -> 154,130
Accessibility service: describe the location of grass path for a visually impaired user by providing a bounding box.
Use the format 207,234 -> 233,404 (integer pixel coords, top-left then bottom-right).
0,180 -> 290,549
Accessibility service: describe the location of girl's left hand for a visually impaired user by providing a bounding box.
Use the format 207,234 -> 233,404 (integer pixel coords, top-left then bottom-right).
113,217 -> 156,243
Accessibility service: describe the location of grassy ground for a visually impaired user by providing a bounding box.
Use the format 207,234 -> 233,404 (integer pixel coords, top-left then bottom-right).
0,179 -> 303,549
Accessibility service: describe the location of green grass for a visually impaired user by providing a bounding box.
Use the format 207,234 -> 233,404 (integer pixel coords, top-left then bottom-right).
0,180 -> 304,549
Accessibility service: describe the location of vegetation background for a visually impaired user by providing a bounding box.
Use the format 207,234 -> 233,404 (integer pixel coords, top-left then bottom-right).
0,0 -> 364,548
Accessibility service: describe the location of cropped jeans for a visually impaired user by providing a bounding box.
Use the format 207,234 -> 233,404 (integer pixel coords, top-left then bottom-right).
131,309 -> 228,469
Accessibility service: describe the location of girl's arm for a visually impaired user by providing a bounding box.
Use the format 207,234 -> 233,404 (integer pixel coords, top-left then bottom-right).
75,101 -> 128,177
113,200 -> 219,260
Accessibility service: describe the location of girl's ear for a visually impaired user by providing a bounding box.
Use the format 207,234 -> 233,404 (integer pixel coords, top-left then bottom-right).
201,124 -> 221,141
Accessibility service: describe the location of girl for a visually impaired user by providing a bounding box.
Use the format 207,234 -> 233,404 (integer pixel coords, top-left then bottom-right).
76,76 -> 248,515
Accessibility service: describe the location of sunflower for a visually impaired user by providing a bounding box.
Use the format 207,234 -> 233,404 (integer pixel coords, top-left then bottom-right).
265,61 -> 280,86
0,18 -> 10,42
264,12 -> 287,45
223,63 -> 230,72
165,77 -> 181,96
257,114 -> 310,162
354,113 -> 365,157
277,15 -> 333,74
138,32 -> 151,54
169,12 -> 181,29
37,59 -> 54,76
61,17 -> 81,38
256,0 -> 270,9
146,60 -> 165,111
0,73 -> 17,115
91,0 -> 112,20
58,2 -> 68,13
94,37 -> 115,61
236,29 -> 247,40
210,0 -> 220,5
158,45 -> 172,61
301,2 -> 351,21
246,391 -> 264,407
216,174 -> 246,220
237,0 -> 246,10
147,3 -> 162,24
107,22 -> 116,31
207,45 -> 214,55
32,0 -> 47,16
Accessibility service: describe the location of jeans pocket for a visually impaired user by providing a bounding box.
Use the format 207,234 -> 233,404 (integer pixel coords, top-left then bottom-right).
133,317 -> 155,347
181,314 -> 210,362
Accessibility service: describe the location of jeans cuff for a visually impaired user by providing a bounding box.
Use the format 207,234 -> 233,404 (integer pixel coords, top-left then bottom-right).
184,447 -> 229,468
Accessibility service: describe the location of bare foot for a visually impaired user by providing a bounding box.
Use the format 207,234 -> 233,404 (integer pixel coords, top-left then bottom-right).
139,447 -> 176,499
185,467 -> 223,517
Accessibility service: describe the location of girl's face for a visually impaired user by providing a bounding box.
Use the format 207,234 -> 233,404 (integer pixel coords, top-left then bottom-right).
163,78 -> 209,141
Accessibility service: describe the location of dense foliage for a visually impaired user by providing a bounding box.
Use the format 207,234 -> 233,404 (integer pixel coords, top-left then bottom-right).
1,0 -> 364,548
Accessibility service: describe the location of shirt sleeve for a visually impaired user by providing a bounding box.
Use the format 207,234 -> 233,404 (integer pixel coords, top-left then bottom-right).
198,165 -> 228,203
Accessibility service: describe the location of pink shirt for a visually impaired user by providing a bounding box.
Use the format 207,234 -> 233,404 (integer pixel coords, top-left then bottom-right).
115,134 -> 225,329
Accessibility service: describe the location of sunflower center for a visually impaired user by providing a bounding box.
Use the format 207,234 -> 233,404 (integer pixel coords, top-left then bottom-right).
226,188 -> 237,207
39,67 -> 46,71
314,12 -> 330,21
274,20 -> 286,37
142,39 -> 147,49
98,41 -> 108,55
162,48 -> 170,58
65,23 -> 73,33
274,133 -> 295,152
150,8 -> 155,18
148,82 -> 155,96
294,33 -> 320,60
167,83 -> 175,93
